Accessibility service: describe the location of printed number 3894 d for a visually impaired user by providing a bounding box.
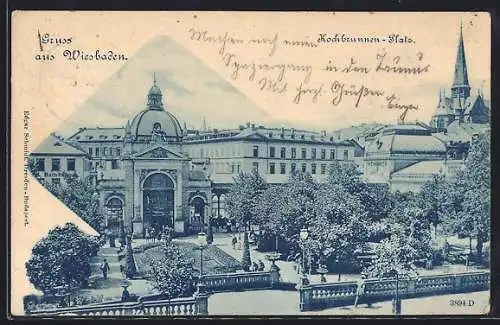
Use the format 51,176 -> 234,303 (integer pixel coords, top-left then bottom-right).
450,299 -> 475,307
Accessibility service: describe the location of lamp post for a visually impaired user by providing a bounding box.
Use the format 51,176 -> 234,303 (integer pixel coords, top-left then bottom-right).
195,232 -> 207,295
392,271 -> 402,316
298,228 -> 310,286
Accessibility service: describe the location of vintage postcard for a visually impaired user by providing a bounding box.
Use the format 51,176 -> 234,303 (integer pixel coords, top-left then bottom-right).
10,11 -> 491,317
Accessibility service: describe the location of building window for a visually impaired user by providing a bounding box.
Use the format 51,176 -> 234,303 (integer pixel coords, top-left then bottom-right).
252,162 -> 259,172
291,162 -> 296,173
301,134 -> 305,140
103,147 -> 108,156
88,148 -> 93,156
301,148 -> 307,159
269,146 -> 275,158
116,148 -> 121,156
321,149 -> 326,160
52,178 -> 60,185
330,149 -> 335,160
253,145 -> 259,158
311,163 -> 317,174
344,150 -> 349,161
36,158 -> 45,172
51,158 -> 60,171
111,160 -> 119,170
280,147 -> 286,159
291,148 -> 296,159
320,164 -> 326,174
312,148 -> 317,159
301,163 -> 307,173
67,158 -> 76,171
269,162 -> 276,174
280,163 -> 286,174
95,148 -> 100,157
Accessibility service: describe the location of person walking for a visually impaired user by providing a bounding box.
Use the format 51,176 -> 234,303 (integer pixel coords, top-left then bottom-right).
354,274 -> 366,308
232,235 -> 237,250
100,259 -> 111,280
258,259 -> 265,271
145,227 -> 150,243
151,227 -> 156,243
237,233 -> 242,250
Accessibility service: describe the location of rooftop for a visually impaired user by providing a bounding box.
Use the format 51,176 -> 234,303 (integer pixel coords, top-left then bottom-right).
31,134 -> 87,156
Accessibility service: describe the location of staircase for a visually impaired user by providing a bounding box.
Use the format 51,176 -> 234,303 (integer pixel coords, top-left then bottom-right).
90,246 -> 122,277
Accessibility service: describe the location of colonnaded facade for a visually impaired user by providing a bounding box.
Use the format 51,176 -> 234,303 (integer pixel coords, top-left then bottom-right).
30,79 -> 356,237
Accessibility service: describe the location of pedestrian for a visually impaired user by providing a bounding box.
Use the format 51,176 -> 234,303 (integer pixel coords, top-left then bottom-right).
100,259 -> 111,280
354,274 -> 366,308
145,227 -> 150,243
258,259 -> 265,271
237,236 -> 242,250
151,227 -> 156,243
232,235 -> 237,250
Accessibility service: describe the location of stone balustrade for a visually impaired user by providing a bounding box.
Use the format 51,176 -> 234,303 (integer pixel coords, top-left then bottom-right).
203,270 -> 280,293
298,271 -> 490,311
26,294 -> 208,317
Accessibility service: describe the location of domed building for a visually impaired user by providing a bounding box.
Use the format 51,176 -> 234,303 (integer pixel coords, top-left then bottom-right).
364,124 -> 448,190
65,79 -> 212,237
34,77 -> 357,238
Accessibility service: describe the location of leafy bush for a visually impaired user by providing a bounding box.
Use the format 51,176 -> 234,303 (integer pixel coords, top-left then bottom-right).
25,223 -> 100,294
144,241 -> 196,300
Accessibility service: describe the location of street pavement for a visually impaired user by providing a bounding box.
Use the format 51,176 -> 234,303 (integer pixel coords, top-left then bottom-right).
208,290 -> 490,315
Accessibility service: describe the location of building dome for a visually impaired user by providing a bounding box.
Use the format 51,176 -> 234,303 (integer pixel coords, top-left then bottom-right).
366,124 -> 447,155
128,79 -> 183,141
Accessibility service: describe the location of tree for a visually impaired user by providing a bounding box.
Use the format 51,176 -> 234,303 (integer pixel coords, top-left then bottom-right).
443,134 -> 490,259
226,169 -> 267,231
328,161 -> 393,222
145,241 -> 196,302
26,223 -> 100,294
270,171 -> 317,257
416,172 -> 449,237
123,237 -> 137,279
366,223 -> 421,279
34,171 -> 105,233
308,182 -> 369,280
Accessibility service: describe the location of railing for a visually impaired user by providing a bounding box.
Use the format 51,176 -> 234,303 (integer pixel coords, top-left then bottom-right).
203,270 -> 280,293
26,294 -> 208,317
298,271 -> 490,311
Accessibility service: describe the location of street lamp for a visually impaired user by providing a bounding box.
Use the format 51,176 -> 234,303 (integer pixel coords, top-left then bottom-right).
195,232 -> 207,295
298,228 -> 310,286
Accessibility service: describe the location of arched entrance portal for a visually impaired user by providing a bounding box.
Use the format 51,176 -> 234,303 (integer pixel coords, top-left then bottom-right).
189,196 -> 206,234
142,173 -> 174,232
105,197 -> 123,236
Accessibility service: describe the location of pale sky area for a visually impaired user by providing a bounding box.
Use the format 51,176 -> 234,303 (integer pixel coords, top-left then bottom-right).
49,12 -> 490,137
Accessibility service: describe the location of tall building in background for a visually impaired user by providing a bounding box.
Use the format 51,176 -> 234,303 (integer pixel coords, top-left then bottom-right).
430,24 -> 490,131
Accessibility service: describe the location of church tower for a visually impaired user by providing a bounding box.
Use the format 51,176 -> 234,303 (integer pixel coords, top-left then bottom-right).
451,23 -> 471,122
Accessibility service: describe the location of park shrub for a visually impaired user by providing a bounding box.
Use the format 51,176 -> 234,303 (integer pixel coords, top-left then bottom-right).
25,223 -> 100,295
123,241 -> 137,279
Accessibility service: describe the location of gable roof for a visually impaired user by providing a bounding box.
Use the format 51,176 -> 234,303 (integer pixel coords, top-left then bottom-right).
68,127 -> 126,142
31,134 -> 87,156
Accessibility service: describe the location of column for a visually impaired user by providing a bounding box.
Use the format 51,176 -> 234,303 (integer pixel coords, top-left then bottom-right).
123,158 -> 134,235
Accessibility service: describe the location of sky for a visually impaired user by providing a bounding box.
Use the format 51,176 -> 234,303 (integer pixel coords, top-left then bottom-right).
51,12 -> 490,137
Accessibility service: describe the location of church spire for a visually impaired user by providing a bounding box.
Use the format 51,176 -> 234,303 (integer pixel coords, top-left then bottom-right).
451,21 -> 470,99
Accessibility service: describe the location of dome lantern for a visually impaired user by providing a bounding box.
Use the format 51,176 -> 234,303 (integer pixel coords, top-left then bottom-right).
147,73 -> 164,110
